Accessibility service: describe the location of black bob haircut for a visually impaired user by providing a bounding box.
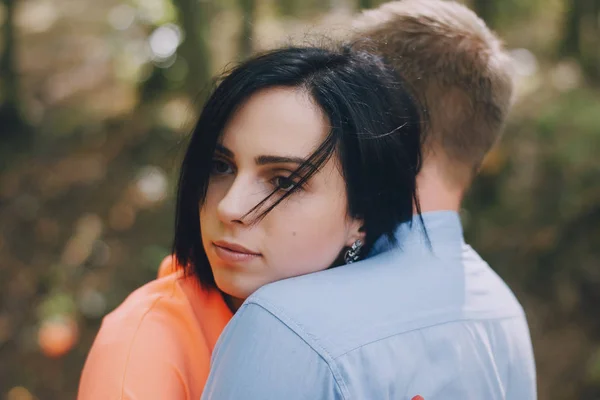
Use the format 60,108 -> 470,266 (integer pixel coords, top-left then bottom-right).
173,45 -> 423,289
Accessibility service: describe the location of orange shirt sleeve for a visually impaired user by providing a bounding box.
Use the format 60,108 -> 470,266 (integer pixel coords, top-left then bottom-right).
79,325 -> 188,399
78,256 -> 232,400
78,285 -> 190,399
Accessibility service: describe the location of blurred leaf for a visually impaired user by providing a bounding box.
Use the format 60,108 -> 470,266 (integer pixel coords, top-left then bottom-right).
37,292 -> 77,320
587,348 -> 600,383
141,245 -> 170,273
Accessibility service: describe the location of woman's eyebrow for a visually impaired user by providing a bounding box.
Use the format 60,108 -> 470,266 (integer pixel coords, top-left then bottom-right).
215,144 -> 234,158
216,143 -> 316,169
255,155 -> 309,166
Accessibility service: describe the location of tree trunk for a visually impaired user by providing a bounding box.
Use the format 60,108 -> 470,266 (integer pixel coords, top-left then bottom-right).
580,0 -> 600,81
559,0 -> 582,58
358,0 -> 374,10
1,0 -> 17,107
0,0 -> 28,141
559,0 -> 600,82
239,0 -> 255,60
172,0 -> 212,100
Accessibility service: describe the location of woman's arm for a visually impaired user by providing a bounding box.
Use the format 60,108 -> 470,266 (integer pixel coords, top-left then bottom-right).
78,281 -> 193,400
78,319 -> 189,399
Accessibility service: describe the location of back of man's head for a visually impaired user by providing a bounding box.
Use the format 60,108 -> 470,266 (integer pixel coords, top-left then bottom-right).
352,0 -> 514,188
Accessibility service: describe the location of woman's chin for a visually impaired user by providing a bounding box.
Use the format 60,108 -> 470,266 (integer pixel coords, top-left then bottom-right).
214,275 -> 257,302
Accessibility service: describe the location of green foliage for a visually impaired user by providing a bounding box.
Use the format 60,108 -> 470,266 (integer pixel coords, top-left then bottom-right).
275,0 -> 332,17
37,292 -> 77,320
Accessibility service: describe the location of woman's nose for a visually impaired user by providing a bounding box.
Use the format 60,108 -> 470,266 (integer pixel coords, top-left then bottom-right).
216,177 -> 261,226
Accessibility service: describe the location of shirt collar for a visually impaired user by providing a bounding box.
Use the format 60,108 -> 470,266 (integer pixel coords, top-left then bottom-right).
369,210 -> 464,256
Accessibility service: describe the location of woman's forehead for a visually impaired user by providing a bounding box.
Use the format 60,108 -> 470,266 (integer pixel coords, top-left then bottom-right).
219,87 -> 329,159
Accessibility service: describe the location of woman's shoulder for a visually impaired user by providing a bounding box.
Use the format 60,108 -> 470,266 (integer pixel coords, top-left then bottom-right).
89,272 -> 198,351
102,271 -> 189,327
100,256 -> 208,330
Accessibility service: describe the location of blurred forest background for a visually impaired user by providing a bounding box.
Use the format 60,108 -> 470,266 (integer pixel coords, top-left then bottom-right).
0,0 -> 599,398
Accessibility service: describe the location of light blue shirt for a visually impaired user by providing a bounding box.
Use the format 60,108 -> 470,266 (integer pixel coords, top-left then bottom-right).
202,211 -> 537,399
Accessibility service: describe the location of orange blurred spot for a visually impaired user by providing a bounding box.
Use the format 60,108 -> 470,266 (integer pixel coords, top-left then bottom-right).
0,314 -> 14,345
479,146 -> 506,176
38,317 -> 78,358
7,386 -> 34,400
109,202 -> 136,231
61,236 -> 93,267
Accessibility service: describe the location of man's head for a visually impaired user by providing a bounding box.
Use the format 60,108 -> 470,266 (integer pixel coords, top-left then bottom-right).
352,0 -> 514,195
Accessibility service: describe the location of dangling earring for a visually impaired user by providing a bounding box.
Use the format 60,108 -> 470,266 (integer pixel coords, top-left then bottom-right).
344,239 -> 363,264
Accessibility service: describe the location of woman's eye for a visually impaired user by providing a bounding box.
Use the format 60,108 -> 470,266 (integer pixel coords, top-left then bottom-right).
211,160 -> 233,175
273,176 -> 298,192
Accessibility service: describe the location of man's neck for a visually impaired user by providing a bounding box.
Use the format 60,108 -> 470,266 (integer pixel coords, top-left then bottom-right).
415,161 -> 464,213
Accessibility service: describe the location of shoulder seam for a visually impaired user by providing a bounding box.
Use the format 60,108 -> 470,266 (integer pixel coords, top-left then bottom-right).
245,297 -> 350,399
336,314 -> 525,358
119,280 -> 179,399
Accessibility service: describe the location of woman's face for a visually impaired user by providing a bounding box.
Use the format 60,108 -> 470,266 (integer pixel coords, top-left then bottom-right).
200,87 -> 364,301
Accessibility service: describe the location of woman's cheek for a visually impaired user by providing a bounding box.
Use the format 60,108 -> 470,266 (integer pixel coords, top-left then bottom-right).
272,225 -> 342,278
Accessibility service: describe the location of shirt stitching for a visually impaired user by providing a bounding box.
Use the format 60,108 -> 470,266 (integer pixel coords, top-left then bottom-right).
334,314 -> 524,359
245,298 -> 350,400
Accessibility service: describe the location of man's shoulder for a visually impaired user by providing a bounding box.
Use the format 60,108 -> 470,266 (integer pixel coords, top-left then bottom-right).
247,244 -> 525,359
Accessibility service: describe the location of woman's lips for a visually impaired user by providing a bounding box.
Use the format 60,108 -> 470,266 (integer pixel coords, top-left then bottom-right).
213,241 -> 261,263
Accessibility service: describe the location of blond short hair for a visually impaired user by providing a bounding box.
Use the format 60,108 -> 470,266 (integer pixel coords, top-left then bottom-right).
352,0 -> 514,184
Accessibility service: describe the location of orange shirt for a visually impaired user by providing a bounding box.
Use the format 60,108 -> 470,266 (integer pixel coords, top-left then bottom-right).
78,256 -> 233,400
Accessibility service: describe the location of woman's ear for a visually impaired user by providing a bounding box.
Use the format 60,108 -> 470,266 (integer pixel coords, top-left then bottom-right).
346,217 -> 366,247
